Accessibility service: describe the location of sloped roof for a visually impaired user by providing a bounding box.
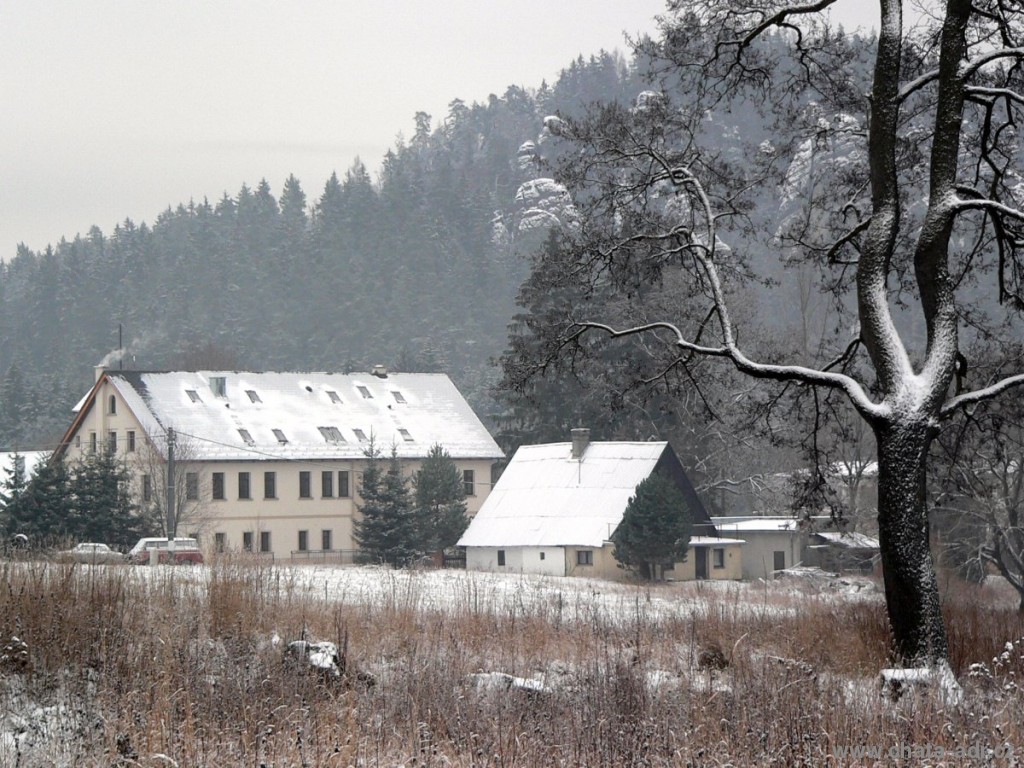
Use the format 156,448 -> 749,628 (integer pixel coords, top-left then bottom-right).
713,517 -> 801,533
458,441 -> 672,548
812,531 -> 880,549
85,371 -> 502,462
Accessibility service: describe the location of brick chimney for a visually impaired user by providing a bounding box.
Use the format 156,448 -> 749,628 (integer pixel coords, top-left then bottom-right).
571,428 -> 590,459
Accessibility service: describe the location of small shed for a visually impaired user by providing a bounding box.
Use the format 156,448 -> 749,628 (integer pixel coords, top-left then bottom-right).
806,531 -> 881,574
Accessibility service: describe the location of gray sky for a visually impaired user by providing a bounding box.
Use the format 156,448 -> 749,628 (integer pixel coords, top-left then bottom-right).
0,1 -> 867,258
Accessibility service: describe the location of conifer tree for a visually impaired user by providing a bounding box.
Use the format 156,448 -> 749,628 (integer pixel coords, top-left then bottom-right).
612,473 -> 693,580
354,439 -> 417,566
414,444 -> 469,554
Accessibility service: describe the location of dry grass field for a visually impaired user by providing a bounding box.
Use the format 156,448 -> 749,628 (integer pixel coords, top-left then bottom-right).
1,559 -> 1022,767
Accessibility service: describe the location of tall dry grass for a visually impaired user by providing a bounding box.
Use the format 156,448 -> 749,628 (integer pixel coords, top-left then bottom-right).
0,560 -> 1022,767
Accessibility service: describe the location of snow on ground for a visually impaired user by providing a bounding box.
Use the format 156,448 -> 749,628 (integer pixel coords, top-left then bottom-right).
258,563 -> 882,624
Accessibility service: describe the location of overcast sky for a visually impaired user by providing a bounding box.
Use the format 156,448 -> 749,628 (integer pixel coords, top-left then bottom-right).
0,1 -> 868,258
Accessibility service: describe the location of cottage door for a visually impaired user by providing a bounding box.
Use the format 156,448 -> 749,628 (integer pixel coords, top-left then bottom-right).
695,547 -> 708,580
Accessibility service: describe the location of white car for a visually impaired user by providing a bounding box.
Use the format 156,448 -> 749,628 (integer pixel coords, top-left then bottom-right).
57,542 -> 124,564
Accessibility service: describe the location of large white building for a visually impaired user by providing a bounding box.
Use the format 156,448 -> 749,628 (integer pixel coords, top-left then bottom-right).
55,367 -> 503,560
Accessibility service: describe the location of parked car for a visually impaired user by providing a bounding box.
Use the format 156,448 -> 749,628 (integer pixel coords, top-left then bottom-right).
57,542 -> 125,564
127,537 -> 204,565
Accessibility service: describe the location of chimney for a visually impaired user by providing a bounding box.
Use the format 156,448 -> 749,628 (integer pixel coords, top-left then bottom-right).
371,364 -> 388,378
571,428 -> 590,460
95,365 -> 106,383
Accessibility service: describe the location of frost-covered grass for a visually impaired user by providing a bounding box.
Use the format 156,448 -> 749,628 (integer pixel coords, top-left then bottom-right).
1,558 -> 1023,766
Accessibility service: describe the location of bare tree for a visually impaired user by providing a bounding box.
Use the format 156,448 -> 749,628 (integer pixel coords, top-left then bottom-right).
131,427 -> 211,540
513,1 -> 1024,667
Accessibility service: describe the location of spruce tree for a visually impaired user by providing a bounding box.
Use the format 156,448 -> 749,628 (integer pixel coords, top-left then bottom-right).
354,439 -> 417,566
611,473 -> 693,580
414,444 -> 469,554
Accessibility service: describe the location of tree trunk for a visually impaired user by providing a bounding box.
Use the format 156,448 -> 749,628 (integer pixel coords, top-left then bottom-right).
875,419 -> 949,665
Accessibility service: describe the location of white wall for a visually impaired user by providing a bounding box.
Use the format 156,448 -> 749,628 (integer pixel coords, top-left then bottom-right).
466,546 -> 566,576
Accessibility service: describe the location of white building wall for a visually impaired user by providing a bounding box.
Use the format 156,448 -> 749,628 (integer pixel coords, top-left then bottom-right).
466,546 -> 566,575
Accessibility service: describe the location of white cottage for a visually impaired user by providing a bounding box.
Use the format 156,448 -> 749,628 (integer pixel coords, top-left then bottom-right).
459,429 -> 741,580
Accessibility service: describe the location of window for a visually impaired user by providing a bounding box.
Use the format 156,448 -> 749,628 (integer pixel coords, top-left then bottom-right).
463,469 -> 475,496
107,431 -> 117,453
321,471 -> 334,498
238,429 -> 254,446
497,549 -> 506,567
238,472 -> 251,500
214,532 -> 226,553
185,472 -> 199,501
264,471 -> 276,499
142,474 -> 152,502
242,532 -> 253,552
321,530 -> 332,551
259,531 -> 271,553
299,471 -> 311,498
108,395 -> 117,414
246,390 -> 262,403
357,385 -> 372,399
209,377 -> 226,397
713,548 -> 726,569
353,429 -> 368,442
212,472 -> 225,500
398,428 -> 414,442
577,550 -> 594,566
90,432 -> 97,452
391,391 -> 406,404
272,428 -> 288,444
338,471 -> 350,498
318,426 -> 344,443
298,530 -> 309,551
773,551 -> 786,571
75,435 -> 81,448
186,389 -> 202,403
327,390 -> 342,404
127,430 -> 136,452
539,552 -> 545,561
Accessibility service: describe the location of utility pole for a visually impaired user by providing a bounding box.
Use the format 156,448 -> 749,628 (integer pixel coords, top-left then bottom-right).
166,428 -> 176,560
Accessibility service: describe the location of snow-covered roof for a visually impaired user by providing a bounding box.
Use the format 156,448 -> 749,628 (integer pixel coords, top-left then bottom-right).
458,441 -> 670,548
689,536 -> 745,546
712,517 -> 801,533
0,451 -> 48,484
812,531 -> 880,549
95,371 -> 502,462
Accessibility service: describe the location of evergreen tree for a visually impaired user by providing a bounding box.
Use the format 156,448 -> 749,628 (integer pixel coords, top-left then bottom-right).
354,439 -> 417,566
0,451 -> 29,535
2,456 -> 68,544
413,444 -> 469,553
67,450 -> 142,548
612,473 -> 693,580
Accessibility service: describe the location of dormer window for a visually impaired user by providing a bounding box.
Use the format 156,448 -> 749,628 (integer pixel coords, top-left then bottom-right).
353,429 -> 368,442
272,428 -> 288,444
318,426 -> 345,443
357,386 -> 372,399
238,429 -> 254,446
246,390 -> 262,403
210,377 -> 226,397
186,390 -> 202,403
391,391 -> 407,404
327,391 -> 342,404
398,428 -> 414,442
